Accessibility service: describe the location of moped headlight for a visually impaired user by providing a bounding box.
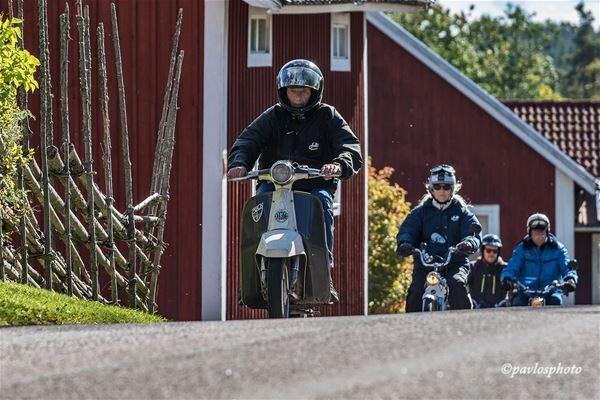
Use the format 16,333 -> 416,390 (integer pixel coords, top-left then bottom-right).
271,161 -> 293,185
426,273 -> 439,286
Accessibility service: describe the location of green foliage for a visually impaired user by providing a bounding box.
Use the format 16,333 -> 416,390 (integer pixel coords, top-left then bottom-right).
368,162 -> 413,314
563,2 -> 600,98
389,3 -> 564,99
0,281 -> 167,325
0,15 -> 39,236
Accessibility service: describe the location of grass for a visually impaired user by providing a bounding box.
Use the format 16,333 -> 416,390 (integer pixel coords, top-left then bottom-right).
0,281 -> 166,326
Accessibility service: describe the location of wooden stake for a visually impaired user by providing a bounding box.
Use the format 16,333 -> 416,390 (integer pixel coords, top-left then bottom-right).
111,2 -> 136,308
77,2 -> 99,300
38,0 -> 53,290
60,5 -> 73,296
149,51 -> 184,312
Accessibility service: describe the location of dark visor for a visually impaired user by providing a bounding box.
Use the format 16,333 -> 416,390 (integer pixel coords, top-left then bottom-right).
277,66 -> 321,90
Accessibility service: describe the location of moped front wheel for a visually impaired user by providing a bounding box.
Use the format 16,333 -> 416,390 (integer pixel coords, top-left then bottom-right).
422,298 -> 438,312
267,258 -> 290,318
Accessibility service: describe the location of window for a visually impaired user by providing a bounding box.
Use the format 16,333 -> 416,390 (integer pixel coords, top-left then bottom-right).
469,204 -> 501,237
330,13 -> 350,72
247,7 -> 272,68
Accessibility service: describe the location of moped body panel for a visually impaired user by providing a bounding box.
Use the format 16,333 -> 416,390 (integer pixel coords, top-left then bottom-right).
239,191 -> 330,308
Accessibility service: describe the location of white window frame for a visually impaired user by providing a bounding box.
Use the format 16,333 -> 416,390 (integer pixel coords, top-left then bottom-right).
469,204 -> 500,236
333,180 -> 342,217
330,13 -> 351,72
247,6 -> 272,68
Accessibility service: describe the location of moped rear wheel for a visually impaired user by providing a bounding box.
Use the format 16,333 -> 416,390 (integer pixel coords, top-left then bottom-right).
267,258 -> 290,318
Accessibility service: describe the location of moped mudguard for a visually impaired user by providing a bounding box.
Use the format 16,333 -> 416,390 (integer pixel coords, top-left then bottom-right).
256,231 -> 306,258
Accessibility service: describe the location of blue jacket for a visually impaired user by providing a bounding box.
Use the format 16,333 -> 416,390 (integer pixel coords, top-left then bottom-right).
396,197 -> 482,268
501,234 -> 578,290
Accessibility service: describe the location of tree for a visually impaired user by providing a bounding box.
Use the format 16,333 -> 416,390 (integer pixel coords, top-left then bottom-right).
0,16 -> 39,235
368,162 -> 413,314
389,3 -> 561,99
563,2 -> 600,98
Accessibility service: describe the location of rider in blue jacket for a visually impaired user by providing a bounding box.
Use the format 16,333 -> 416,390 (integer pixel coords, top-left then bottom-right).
501,213 -> 578,306
396,164 -> 482,312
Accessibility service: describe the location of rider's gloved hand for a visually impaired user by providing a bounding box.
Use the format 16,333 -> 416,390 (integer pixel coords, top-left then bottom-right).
456,240 -> 474,254
396,243 -> 414,257
227,166 -> 247,179
563,277 -> 576,293
501,278 -> 514,291
320,163 -> 342,180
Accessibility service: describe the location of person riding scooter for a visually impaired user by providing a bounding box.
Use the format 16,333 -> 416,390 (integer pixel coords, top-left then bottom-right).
396,164 -> 482,312
500,213 -> 578,306
468,234 -> 507,308
226,59 -> 363,302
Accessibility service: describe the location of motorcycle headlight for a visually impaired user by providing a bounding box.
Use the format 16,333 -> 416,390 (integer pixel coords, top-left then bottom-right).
426,273 -> 439,286
271,161 -> 293,185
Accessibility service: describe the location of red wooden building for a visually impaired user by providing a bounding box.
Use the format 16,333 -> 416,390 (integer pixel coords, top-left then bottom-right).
367,13 -> 600,305
4,0 -> 427,320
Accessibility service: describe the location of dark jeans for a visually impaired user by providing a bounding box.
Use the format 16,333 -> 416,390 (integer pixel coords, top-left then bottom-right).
512,292 -> 563,306
405,264 -> 472,312
256,183 -> 334,267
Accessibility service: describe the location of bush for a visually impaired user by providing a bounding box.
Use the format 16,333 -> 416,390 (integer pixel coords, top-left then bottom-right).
0,16 -> 39,236
368,161 -> 413,314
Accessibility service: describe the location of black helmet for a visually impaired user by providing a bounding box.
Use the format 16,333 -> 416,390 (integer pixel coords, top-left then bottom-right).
481,234 -> 502,249
527,213 -> 550,232
276,59 -> 324,117
427,164 -> 457,189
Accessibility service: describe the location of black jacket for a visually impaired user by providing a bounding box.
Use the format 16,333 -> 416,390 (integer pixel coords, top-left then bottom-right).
468,257 -> 507,307
227,103 -> 363,193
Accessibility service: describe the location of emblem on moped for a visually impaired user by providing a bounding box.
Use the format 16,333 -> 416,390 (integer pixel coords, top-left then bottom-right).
431,233 -> 446,244
274,209 -> 289,223
308,142 -> 320,151
251,203 -> 263,223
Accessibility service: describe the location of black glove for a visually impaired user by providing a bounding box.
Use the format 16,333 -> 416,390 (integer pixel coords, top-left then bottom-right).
456,240 -> 474,254
396,243 -> 414,257
501,278 -> 514,291
563,278 -> 576,293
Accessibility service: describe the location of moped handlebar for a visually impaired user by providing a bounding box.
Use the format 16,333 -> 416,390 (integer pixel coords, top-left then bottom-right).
514,280 -> 566,295
413,247 -> 456,269
227,163 -> 341,183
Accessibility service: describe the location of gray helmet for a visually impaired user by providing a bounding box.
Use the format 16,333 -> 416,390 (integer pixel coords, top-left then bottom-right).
276,59 -> 324,117
527,213 -> 550,232
427,164 -> 456,188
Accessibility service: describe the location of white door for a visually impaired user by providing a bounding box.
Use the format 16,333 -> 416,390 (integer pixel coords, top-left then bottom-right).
593,234 -> 600,305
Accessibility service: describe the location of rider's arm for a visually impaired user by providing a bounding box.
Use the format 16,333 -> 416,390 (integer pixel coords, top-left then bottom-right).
228,108 -> 274,171
557,244 -> 578,284
501,244 -> 524,281
327,108 -> 363,180
396,207 -> 423,248
458,209 -> 482,250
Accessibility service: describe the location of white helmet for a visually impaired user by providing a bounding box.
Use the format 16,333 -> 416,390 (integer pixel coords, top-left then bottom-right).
527,213 -> 550,232
427,164 -> 456,188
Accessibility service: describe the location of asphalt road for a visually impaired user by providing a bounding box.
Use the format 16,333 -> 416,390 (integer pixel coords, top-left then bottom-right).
1,306 -> 599,400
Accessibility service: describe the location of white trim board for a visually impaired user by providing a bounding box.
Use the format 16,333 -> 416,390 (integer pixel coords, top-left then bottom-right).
367,11 -> 598,196
202,0 -> 229,321
244,1 -> 425,14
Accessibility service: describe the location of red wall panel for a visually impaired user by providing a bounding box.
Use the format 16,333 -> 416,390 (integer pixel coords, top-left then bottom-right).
3,0 -> 204,320
575,232 -> 592,304
367,23 -> 555,251
227,2 -> 366,319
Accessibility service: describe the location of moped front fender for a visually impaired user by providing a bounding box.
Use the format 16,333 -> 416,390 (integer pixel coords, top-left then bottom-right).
256,230 -> 306,258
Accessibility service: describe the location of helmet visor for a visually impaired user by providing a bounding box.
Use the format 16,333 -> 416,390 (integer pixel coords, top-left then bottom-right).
277,66 -> 321,91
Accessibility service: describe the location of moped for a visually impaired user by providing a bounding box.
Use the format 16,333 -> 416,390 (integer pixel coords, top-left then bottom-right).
413,246 -> 456,312
229,160 -> 337,318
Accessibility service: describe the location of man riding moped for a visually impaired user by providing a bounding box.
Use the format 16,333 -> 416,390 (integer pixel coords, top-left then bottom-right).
227,60 -> 362,315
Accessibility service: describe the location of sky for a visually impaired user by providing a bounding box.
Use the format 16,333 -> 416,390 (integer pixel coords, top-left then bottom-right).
441,0 -> 600,28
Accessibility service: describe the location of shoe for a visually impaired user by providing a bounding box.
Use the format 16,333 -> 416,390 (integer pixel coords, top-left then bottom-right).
329,279 -> 339,303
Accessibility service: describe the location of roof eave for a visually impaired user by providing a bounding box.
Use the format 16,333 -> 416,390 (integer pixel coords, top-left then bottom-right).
367,11 -> 598,196
244,1 -> 426,14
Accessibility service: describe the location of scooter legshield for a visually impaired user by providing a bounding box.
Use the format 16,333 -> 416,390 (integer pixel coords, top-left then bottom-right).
240,193 -> 272,308
239,191 -> 331,308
